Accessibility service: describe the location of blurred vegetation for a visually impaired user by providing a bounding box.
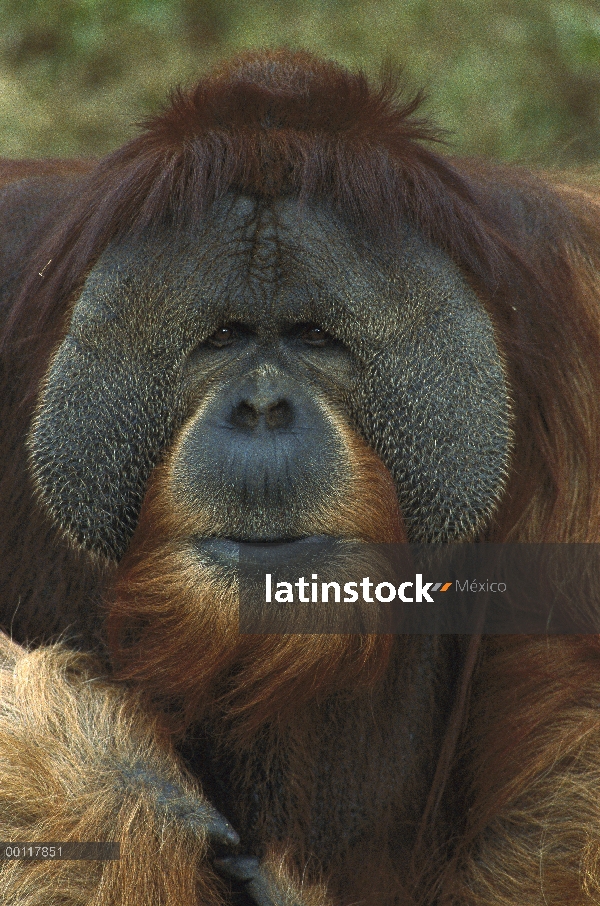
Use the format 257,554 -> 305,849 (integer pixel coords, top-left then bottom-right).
0,0 -> 599,166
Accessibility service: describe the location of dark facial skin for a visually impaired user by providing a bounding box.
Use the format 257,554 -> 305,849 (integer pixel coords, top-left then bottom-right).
30,193 -> 510,559
173,303 -> 356,546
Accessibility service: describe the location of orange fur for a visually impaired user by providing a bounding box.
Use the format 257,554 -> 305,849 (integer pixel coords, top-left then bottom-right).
0,633 -> 217,905
442,637 -> 600,905
0,51 -> 600,906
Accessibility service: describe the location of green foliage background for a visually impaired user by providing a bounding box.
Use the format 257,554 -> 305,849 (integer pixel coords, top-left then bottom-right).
0,0 -> 599,165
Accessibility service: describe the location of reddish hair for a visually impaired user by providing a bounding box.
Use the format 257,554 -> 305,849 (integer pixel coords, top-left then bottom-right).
3,52 -> 600,903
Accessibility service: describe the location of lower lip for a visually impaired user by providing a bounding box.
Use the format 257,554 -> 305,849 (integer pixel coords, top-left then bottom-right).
192,535 -> 340,568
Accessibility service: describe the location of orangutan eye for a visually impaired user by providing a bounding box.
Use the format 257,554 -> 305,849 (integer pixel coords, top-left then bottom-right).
207,326 -> 236,347
301,325 -> 331,347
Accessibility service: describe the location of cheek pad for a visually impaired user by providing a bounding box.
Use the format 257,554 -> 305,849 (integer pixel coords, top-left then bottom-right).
354,282 -> 511,543
29,317 -> 183,561
28,238 -> 213,560
26,224 -> 260,559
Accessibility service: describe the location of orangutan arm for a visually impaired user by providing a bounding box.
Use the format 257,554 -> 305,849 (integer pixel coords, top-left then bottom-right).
0,632 -> 325,906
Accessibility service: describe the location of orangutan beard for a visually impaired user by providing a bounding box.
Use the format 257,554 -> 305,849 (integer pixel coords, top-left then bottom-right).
105,424 -> 406,739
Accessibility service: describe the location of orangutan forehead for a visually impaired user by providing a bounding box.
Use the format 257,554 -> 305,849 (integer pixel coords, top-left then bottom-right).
78,191 -> 476,346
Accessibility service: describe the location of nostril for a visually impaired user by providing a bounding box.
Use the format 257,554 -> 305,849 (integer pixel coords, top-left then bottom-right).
230,401 -> 259,430
229,398 -> 294,431
266,399 -> 293,430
